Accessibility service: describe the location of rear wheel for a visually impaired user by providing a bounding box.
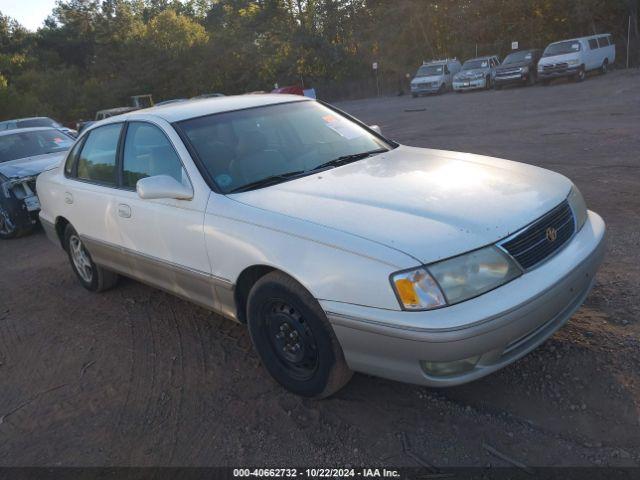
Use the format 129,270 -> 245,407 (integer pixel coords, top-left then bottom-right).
247,271 -> 352,398
64,224 -> 119,292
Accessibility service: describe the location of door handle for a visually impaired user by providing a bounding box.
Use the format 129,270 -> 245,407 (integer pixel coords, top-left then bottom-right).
64,192 -> 73,205
118,204 -> 131,218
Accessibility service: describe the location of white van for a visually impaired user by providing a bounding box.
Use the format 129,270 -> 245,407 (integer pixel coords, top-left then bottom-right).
411,59 -> 462,96
538,34 -> 615,83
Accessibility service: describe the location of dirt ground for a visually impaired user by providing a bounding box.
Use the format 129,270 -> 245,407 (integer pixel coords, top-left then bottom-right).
1,70 -> 639,469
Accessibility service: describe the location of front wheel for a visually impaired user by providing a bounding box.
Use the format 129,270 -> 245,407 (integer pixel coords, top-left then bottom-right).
601,59 -> 609,74
0,201 -> 31,239
247,271 -> 352,398
574,66 -> 586,82
64,224 -> 119,292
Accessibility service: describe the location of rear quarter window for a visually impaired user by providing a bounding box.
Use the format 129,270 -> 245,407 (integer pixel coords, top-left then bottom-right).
76,124 -> 123,186
597,36 -> 610,48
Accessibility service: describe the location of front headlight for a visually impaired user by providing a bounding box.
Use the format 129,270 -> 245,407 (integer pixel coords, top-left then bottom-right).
567,59 -> 580,66
567,185 -> 588,231
391,246 -> 522,310
391,268 -> 447,311
520,66 -> 529,73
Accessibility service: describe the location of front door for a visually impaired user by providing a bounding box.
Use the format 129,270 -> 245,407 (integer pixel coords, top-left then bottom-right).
113,120 -> 216,309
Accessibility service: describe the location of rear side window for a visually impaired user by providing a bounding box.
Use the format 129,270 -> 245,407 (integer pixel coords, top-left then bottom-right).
588,39 -> 598,50
122,122 -> 186,189
76,124 -> 122,185
64,138 -> 85,176
597,36 -> 610,48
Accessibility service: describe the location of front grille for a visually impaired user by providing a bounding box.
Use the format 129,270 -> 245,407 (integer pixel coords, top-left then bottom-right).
543,63 -> 568,72
501,201 -> 575,270
497,68 -> 521,77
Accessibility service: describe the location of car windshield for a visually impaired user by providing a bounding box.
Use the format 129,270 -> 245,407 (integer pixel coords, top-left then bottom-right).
462,59 -> 489,70
0,130 -> 74,163
416,65 -> 444,77
16,118 -> 58,128
503,51 -> 534,64
543,41 -> 581,57
178,101 -> 391,193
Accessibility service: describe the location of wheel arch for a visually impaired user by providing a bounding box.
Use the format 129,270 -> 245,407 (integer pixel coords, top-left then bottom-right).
233,264 -> 314,324
54,216 -> 71,249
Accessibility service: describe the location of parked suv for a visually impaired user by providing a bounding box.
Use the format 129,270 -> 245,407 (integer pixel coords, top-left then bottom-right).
495,49 -> 542,89
410,59 -> 462,97
538,34 -> 615,84
453,55 -> 501,92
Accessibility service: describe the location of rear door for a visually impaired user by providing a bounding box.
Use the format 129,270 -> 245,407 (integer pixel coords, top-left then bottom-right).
113,120 -> 216,309
63,123 -> 126,272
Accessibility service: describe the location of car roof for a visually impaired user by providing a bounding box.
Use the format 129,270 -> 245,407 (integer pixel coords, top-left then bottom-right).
125,94 -> 309,123
0,116 -> 52,124
548,34 -> 611,45
464,55 -> 495,62
0,126 -> 59,137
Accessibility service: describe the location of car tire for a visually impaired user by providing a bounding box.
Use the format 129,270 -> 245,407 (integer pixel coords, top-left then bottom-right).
601,59 -> 608,74
437,84 -> 446,95
64,224 -> 119,292
247,271 -> 353,398
0,201 -> 30,239
574,66 -> 586,82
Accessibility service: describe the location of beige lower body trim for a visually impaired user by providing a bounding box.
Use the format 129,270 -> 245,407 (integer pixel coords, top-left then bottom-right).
81,235 -> 237,320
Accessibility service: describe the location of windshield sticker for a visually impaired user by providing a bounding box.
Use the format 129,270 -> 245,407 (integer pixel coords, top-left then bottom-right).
215,174 -> 233,188
525,53 -> 532,59
323,116 -> 362,140
571,43 -> 580,50
53,137 -> 65,144
481,61 -> 488,67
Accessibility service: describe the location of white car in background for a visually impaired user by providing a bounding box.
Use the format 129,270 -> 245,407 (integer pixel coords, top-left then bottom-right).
538,34 -> 615,83
37,95 -> 605,398
410,59 -> 462,96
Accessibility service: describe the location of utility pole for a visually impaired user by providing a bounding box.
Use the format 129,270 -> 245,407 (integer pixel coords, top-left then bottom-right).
628,15 -> 632,69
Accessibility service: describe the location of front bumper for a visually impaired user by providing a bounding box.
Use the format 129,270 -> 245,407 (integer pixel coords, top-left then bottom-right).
495,73 -> 528,86
411,85 -> 441,95
322,211 -> 606,387
453,78 -> 486,91
538,65 -> 580,80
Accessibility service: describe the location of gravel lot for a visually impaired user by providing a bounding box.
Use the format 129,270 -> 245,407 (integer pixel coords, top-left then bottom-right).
1,70 -> 639,469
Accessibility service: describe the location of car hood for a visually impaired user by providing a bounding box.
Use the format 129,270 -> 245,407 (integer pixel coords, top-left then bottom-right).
455,68 -> 489,78
497,61 -> 530,70
538,52 -> 579,66
230,146 -> 573,265
411,75 -> 441,85
0,151 -> 66,179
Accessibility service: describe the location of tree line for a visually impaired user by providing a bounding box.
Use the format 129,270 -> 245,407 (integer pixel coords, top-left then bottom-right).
1,0 -> 638,123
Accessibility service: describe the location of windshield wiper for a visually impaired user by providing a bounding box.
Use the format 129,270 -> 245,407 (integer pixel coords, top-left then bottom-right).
310,148 -> 388,172
228,170 -> 307,193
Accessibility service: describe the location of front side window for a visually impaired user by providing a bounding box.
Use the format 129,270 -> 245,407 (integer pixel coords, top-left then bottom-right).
0,129 -> 74,163
588,39 -> 598,50
122,122 -> 186,189
76,123 -> 122,185
178,101 -> 391,193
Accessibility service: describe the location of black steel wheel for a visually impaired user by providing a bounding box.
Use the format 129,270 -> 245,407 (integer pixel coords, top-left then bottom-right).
247,271 -> 352,398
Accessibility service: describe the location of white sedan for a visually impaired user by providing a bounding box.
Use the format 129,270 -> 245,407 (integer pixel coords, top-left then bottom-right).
37,95 -> 605,397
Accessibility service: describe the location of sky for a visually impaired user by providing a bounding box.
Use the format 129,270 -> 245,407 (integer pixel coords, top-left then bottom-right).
0,0 -> 57,31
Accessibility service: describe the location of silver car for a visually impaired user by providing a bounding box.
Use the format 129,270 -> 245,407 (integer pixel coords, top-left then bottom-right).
453,55 -> 501,91
37,95 -> 605,398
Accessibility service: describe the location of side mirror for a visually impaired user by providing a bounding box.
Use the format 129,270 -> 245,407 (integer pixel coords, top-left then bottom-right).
369,125 -> 382,135
137,175 -> 193,200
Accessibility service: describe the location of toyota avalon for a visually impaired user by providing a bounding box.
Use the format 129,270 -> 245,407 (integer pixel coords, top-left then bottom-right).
37,95 -> 605,397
